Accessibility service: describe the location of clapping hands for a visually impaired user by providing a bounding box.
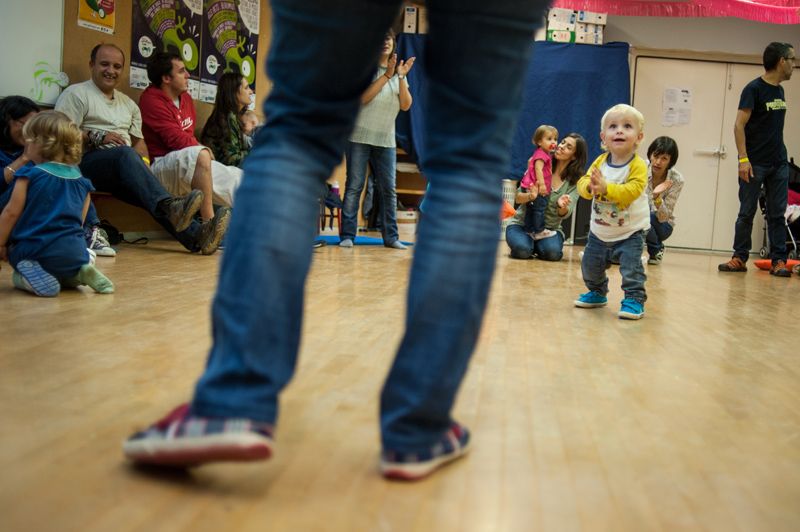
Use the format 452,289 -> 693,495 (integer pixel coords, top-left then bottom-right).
652,179 -> 673,196
589,167 -> 607,196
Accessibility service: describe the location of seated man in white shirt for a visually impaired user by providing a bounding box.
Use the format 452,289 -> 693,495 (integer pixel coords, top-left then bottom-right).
55,44 -> 230,255
139,52 -> 242,222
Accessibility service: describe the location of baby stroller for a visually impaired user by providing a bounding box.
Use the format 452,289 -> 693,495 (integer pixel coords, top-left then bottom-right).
759,157 -> 800,259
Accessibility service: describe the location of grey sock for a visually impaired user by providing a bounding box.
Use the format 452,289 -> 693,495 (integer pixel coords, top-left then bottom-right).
339,239 -> 354,248
387,241 -> 407,250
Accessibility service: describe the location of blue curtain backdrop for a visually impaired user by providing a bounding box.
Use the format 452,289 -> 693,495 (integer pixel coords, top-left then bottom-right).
396,36 -> 631,180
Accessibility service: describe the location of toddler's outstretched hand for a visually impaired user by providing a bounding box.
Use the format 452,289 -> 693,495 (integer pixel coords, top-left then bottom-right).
537,183 -> 548,195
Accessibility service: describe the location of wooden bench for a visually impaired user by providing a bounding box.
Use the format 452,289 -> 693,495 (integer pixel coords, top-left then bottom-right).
91,192 -> 169,239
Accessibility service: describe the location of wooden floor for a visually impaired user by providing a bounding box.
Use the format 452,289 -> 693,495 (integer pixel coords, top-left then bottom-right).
1,236 -> 799,532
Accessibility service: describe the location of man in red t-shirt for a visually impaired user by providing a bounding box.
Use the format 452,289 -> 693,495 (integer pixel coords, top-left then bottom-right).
140,52 -> 242,221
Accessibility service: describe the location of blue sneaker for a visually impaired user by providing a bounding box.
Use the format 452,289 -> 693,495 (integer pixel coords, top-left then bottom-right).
380,423 -> 471,481
123,403 -> 274,466
618,298 -> 645,320
574,291 -> 608,308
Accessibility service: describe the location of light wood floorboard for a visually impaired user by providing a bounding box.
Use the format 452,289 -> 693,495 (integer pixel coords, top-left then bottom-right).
1,238 -> 798,531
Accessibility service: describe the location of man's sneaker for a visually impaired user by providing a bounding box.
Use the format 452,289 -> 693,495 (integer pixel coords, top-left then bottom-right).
166,190 -> 204,233
380,423 -> 470,481
123,403 -> 274,467
718,256 -> 747,272
197,207 -> 232,255
313,239 -> 327,249
793,263 -> 800,276
574,291 -> 608,308
85,225 -> 117,257
13,260 -> 60,297
339,238 -> 354,248
618,298 -> 645,320
648,248 -> 664,265
770,260 -> 792,277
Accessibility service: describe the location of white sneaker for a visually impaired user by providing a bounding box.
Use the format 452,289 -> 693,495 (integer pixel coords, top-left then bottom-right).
339,238 -> 354,248
88,226 -> 117,257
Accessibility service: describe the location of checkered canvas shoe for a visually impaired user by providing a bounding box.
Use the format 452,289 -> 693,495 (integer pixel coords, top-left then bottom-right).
380,422 -> 471,481
123,403 -> 274,467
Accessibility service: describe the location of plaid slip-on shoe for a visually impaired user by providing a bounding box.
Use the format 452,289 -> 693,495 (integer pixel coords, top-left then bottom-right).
123,403 -> 274,467
380,422 -> 471,481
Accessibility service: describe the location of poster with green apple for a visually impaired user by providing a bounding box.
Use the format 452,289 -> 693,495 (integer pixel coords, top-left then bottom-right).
130,0 -> 202,100
199,0 -> 258,104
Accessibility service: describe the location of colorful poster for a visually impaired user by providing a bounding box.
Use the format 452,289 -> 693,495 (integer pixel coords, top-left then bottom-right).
78,0 -> 117,34
130,0 -> 203,100
199,0 -> 258,104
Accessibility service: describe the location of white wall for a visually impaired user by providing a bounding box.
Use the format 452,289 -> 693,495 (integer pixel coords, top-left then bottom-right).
0,1 -> 65,104
605,16 -> 799,56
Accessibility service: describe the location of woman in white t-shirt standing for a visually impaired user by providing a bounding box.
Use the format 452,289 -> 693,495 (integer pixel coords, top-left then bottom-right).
339,30 -> 415,249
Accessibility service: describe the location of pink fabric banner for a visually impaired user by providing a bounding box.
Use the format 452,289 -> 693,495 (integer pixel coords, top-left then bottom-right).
552,0 -> 800,24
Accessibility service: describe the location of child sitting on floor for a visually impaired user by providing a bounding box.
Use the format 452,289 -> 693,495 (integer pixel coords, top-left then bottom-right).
0,111 -> 114,297
574,104 -> 649,320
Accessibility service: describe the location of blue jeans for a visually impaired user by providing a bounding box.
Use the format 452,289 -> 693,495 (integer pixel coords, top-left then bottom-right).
522,194 -> 548,234
79,146 -> 202,251
505,223 -> 566,261
645,212 -> 673,257
732,162 -> 789,263
190,0 -> 547,453
582,231 -> 647,304
341,142 -> 399,244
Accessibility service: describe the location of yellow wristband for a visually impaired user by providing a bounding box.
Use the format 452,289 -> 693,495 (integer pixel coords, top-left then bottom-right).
142,156 -> 150,165
738,157 -> 749,163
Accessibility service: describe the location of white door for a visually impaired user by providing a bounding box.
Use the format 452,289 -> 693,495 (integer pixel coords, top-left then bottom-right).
633,58 -> 730,250
711,63 -> 765,251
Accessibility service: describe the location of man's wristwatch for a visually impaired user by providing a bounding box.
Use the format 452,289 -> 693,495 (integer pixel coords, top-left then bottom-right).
398,74 -> 406,80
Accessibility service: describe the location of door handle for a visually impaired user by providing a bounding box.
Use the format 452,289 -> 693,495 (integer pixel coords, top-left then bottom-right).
694,146 -> 726,158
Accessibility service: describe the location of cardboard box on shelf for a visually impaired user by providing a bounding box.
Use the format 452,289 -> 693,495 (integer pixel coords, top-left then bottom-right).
403,5 -> 417,33
546,29 -> 575,43
576,10 -> 607,25
397,210 -> 418,234
576,32 -> 604,45
548,7 -> 576,24
576,22 -> 602,34
417,7 -> 428,34
547,18 -> 576,31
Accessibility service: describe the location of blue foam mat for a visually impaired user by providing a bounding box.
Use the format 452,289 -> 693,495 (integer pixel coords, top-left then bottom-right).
316,235 -> 413,246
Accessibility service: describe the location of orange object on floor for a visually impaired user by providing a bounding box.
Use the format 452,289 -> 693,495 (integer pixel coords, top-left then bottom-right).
753,258 -> 800,270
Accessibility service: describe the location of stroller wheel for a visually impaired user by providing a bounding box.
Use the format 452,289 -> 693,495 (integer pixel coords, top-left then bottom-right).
789,249 -> 797,260
759,247 -> 769,258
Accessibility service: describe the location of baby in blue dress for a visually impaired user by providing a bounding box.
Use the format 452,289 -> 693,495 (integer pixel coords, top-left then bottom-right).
0,111 -> 113,296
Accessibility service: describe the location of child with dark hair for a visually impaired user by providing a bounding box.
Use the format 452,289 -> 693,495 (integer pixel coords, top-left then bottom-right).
0,111 -> 114,297
645,136 -> 684,264
520,124 -> 558,240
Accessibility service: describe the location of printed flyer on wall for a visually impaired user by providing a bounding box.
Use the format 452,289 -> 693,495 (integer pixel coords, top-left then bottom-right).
199,0 -> 258,104
78,0 -> 116,34
130,0 -> 203,100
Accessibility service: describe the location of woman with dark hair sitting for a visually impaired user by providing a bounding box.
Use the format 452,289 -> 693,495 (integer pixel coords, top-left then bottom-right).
505,132 -> 588,261
645,136 -> 684,265
0,95 -> 115,256
201,72 -> 254,168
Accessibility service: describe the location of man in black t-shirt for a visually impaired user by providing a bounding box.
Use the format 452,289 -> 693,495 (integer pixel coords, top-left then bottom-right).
719,42 -> 795,277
